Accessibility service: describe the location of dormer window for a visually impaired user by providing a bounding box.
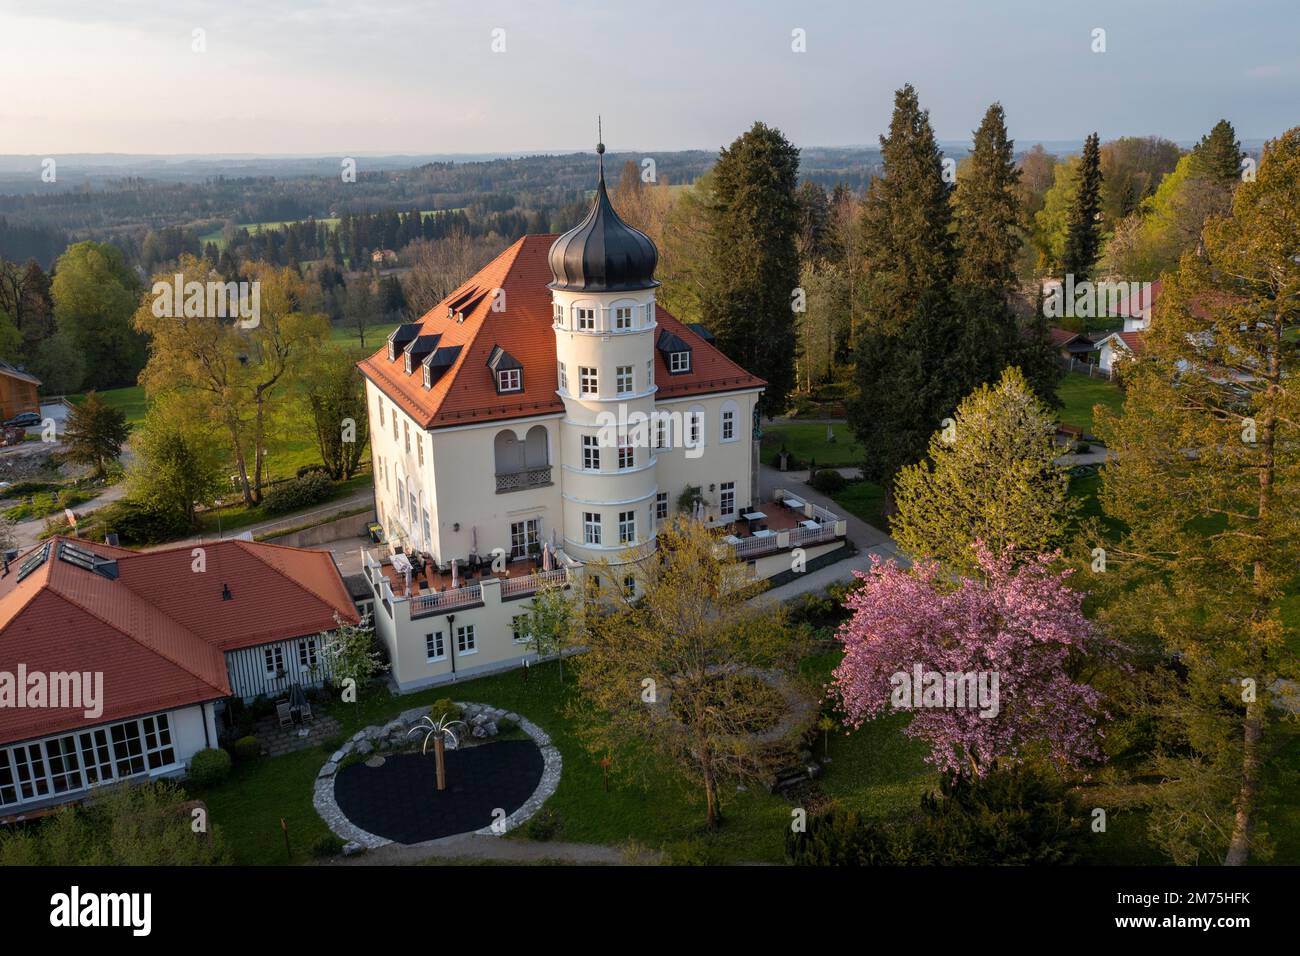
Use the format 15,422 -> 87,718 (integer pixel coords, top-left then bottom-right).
576,307 -> 595,331
614,306 -> 633,330
486,344 -> 524,395
657,329 -> 693,375
423,365 -> 432,389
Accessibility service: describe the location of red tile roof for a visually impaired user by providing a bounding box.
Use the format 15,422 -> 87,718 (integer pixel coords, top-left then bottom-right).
357,234 -> 765,429
1111,278 -> 1162,317
0,536 -> 359,745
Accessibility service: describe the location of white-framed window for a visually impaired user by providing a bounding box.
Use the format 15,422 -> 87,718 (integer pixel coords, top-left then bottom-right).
457,624 -> 477,654
720,481 -> 736,517
670,351 -> 690,373
417,436 -> 425,466
263,644 -> 285,677
392,408 -> 398,441
582,434 -> 600,470
396,479 -> 406,517
647,359 -> 653,388
584,512 -> 602,545
498,368 -> 522,392
655,492 -> 668,522
654,416 -> 668,449
614,306 -> 633,330
423,364 -> 432,389
623,575 -> 636,597
553,304 -> 564,325
403,420 -> 410,453
422,507 -> 431,543
558,362 -> 567,391
722,408 -> 736,441
617,439 -> 634,470
646,302 -> 654,324
616,365 -> 633,395
297,637 -> 318,669
511,518 -> 540,558
618,510 -> 636,544
512,615 -> 529,643
577,307 -> 595,331
689,412 -> 701,445
579,366 -> 598,395
425,631 -> 445,662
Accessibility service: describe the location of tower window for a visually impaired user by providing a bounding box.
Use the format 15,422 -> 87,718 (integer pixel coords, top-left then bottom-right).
579,366 -> 598,395
558,362 -> 567,391
577,308 -> 595,331
616,365 -> 633,395
582,435 -> 600,470
618,510 -> 636,544
614,306 -> 633,330
618,439 -> 634,470
553,304 -> 564,325
584,512 -> 602,545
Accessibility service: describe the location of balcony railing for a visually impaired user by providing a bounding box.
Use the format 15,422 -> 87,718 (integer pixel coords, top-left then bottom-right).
495,465 -> 552,494
500,566 -> 569,597
409,583 -> 483,616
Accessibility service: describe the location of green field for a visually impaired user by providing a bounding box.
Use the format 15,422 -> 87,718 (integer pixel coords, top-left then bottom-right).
829,478 -> 888,532
1056,372 -> 1124,435
761,422 -> 865,468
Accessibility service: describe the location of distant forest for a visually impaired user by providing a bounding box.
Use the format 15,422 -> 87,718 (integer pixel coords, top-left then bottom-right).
0,147 -> 893,267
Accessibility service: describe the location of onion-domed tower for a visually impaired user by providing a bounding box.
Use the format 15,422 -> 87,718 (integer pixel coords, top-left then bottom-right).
550,139 -> 660,565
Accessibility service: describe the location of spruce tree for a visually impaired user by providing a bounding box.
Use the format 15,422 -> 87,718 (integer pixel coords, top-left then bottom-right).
849,84 -> 964,490
704,122 -> 801,413
1190,119 -> 1244,183
1061,132 -> 1103,285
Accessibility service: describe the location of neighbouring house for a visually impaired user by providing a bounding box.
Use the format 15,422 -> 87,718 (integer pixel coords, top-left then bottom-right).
1110,278 -> 1162,332
357,145 -> 847,692
1049,327 -> 1097,362
0,361 -> 40,421
0,536 -> 359,818
1095,330 -> 1146,373
371,249 -> 398,266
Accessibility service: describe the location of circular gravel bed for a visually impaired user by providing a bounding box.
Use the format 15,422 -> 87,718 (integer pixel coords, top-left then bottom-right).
313,701 -> 562,852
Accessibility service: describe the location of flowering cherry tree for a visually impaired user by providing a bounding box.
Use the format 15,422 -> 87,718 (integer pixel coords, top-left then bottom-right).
832,545 -> 1105,775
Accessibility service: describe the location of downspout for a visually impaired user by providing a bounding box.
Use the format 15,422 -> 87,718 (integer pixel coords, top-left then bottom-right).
446,613 -> 457,680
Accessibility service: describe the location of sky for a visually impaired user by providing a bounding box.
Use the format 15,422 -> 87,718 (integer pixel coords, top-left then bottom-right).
0,0 -> 1296,155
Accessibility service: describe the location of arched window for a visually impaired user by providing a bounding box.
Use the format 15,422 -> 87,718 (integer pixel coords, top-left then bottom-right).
494,430 -> 525,474
524,425 -> 549,468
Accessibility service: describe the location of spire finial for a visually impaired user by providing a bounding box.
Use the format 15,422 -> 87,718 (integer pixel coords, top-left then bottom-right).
596,116 -> 605,183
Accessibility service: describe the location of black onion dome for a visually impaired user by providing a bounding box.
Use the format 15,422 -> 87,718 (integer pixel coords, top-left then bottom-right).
548,144 -> 659,292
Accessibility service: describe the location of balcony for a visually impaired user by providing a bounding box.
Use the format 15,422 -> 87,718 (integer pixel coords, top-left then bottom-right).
495,465 -> 552,494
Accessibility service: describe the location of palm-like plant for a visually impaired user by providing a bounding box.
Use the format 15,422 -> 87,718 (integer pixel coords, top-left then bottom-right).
407,713 -> 468,791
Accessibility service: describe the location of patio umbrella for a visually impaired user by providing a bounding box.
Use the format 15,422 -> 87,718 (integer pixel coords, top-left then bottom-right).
542,542 -> 552,571
471,525 -> 478,556
451,559 -> 459,589
288,682 -> 306,719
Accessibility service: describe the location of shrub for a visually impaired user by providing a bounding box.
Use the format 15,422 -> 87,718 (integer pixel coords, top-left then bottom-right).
296,463 -> 331,479
96,497 -> 191,545
523,807 -> 562,841
231,736 -> 262,763
429,698 -> 463,724
808,469 -> 847,493
310,834 -> 346,858
496,717 -> 518,735
187,748 -> 232,787
262,472 -> 333,515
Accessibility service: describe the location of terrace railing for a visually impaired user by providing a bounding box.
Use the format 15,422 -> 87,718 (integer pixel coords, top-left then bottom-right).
495,466 -> 553,494
500,566 -> 569,598
409,582 -> 483,616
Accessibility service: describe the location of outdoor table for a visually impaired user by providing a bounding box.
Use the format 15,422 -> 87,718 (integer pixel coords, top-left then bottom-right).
742,511 -> 767,521
782,497 -> 803,509
391,552 -> 412,574
800,519 -> 820,529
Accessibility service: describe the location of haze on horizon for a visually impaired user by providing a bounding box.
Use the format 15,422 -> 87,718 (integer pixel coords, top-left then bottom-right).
1,0 -> 1296,156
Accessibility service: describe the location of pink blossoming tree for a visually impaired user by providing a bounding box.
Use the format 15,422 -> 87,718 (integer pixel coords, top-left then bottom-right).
832,545 -> 1105,775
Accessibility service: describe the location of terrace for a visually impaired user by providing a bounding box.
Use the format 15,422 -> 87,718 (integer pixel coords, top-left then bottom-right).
365,549 -> 574,618
716,492 -> 846,560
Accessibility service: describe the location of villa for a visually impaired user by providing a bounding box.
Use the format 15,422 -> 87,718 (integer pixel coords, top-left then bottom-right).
357,145 -> 847,691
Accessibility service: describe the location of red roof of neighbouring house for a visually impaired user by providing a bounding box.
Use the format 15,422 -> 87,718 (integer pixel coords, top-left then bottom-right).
1049,327 -> 1082,346
1102,331 -> 1147,354
0,537 -> 360,745
1111,278 -> 1163,317
357,234 -> 766,430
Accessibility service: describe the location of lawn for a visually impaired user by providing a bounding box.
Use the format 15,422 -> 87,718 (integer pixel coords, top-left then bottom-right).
761,422 -> 864,468
1056,373 -> 1124,435
829,478 -> 889,533
197,660 -> 798,865
68,384 -> 148,427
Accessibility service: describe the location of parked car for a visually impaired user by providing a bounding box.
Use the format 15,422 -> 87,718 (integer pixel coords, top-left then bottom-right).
3,411 -> 41,429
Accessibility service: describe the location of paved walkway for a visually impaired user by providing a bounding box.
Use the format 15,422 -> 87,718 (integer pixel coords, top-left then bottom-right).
756,463 -> 905,604
319,832 -> 629,866
254,712 -> 342,757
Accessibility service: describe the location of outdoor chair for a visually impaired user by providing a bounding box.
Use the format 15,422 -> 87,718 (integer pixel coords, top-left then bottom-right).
299,701 -> 314,723
276,701 -> 293,728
